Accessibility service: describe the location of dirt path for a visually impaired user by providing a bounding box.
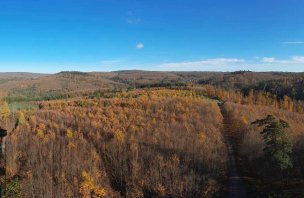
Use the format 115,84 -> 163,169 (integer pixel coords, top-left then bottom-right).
219,104 -> 248,198
225,136 -> 248,198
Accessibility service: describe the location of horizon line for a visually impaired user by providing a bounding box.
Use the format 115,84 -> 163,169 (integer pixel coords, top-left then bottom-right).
0,70 -> 303,74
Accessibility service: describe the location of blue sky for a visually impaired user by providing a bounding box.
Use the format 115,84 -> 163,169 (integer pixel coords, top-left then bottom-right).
0,0 -> 304,73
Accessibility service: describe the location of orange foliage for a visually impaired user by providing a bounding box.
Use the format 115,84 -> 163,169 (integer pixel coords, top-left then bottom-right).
4,89 -> 227,197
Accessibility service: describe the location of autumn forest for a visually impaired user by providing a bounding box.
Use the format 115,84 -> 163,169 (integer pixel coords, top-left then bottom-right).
0,71 -> 304,197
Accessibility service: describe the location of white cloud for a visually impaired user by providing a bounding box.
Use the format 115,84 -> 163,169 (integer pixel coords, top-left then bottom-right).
160,58 -> 243,67
283,41 -> 304,44
261,57 -> 276,63
136,43 -> 144,49
260,56 -> 304,64
157,58 -> 244,71
291,56 -> 304,63
154,56 -> 304,72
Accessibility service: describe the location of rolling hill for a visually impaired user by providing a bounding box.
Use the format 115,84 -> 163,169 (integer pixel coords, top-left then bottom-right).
0,70 -> 304,102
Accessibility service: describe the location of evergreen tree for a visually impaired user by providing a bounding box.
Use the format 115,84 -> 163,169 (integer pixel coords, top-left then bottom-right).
252,115 -> 293,172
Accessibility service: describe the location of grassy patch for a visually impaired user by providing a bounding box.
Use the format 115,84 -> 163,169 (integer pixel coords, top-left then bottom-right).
4,86 -> 68,103
9,102 -> 38,112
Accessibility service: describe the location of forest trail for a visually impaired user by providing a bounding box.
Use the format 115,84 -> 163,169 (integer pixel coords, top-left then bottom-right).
219,103 -> 248,198
225,135 -> 248,198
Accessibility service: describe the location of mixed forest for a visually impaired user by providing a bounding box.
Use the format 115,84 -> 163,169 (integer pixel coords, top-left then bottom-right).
0,71 -> 304,197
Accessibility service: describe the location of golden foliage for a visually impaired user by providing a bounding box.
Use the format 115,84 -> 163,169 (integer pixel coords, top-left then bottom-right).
4,89 -> 228,197
114,130 -> 125,143
240,115 -> 248,125
36,129 -> 44,138
66,129 -> 74,138
1,101 -> 10,120
18,111 -> 26,126
80,171 -> 107,198
197,132 -> 207,143
223,102 -> 304,192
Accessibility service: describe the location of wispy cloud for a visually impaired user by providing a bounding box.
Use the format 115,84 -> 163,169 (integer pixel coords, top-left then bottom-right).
291,56 -> 304,63
157,58 -> 244,71
261,57 -> 276,63
282,41 -> 304,44
136,42 -> 144,49
154,56 -> 304,72
126,10 -> 142,24
160,58 -> 243,66
260,56 -> 304,64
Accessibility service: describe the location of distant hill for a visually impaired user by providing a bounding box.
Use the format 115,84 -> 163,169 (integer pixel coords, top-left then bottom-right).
0,72 -> 126,101
0,70 -> 304,102
0,72 -> 48,79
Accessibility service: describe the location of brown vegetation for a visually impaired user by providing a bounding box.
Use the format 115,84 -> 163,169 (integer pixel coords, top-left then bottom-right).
3,90 -> 228,197
223,102 -> 304,195
0,70 -> 303,197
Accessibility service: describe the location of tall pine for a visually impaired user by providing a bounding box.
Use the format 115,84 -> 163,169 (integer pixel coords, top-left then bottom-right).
252,115 -> 293,172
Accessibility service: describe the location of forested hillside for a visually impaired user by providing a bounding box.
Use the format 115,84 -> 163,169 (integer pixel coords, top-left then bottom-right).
1,89 -> 228,197
0,71 -> 303,102
0,71 -> 304,197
